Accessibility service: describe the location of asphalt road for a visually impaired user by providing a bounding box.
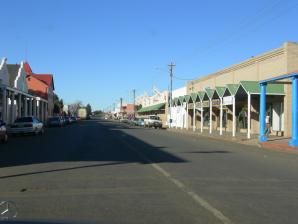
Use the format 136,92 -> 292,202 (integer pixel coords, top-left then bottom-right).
1,119 -> 298,224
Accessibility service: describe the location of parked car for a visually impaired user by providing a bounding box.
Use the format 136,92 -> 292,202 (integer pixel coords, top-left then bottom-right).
59,116 -> 65,125
128,119 -> 137,126
47,116 -> 63,127
64,116 -> 71,125
144,115 -> 162,128
136,118 -> 145,126
0,120 -> 8,143
70,116 -> 77,123
9,116 -> 44,135
120,118 -> 129,123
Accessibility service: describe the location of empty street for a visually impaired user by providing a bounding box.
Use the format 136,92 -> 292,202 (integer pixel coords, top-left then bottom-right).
1,119 -> 298,224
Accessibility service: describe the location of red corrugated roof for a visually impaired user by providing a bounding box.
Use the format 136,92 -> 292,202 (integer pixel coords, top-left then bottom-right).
32,74 -> 55,90
26,75 -> 49,99
24,62 -> 33,74
32,74 -> 52,85
23,62 -> 55,90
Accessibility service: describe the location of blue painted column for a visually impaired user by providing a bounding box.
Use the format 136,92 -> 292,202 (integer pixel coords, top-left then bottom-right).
290,76 -> 298,147
259,82 -> 267,142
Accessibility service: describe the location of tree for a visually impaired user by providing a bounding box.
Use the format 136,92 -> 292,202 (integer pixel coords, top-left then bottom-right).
136,104 -> 142,111
68,101 -> 83,116
86,103 -> 92,116
53,94 -> 64,115
93,110 -> 103,116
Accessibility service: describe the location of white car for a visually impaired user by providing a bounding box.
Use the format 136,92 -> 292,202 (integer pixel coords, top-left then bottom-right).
144,115 -> 162,128
9,116 -> 44,135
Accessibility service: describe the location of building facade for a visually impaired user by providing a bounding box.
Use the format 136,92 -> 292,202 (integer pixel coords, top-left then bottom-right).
136,87 -> 168,125
168,87 -> 187,128
171,42 -> 298,138
24,62 -> 55,117
0,59 -> 48,124
0,58 -> 55,124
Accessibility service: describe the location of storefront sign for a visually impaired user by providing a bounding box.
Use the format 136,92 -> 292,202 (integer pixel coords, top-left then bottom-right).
223,96 -> 233,105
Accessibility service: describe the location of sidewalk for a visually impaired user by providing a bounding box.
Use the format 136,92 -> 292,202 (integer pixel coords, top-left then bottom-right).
167,127 -> 298,154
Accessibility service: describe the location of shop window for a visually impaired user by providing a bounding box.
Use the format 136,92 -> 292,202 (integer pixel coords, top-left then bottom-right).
237,106 -> 248,130
203,109 -> 209,127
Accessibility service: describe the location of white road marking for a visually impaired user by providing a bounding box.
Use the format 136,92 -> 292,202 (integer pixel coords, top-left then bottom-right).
120,137 -> 233,224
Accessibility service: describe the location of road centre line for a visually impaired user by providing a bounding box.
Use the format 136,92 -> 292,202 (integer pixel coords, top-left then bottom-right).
116,132 -> 233,224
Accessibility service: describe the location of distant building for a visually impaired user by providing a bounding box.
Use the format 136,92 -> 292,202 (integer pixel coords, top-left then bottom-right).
78,107 -> 87,119
136,87 -> 168,125
63,105 -> 69,114
135,86 -> 168,107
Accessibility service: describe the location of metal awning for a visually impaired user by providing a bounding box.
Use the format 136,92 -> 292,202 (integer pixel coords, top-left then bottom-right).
205,88 -> 215,99
179,96 -> 186,103
197,91 -> 206,101
172,97 -> 179,106
185,95 -> 192,103
137,103 -> 165,113
226,84 -> 240,96
240,81 -> 285,95
191,92 -> 199,102
215,87 -> 227,98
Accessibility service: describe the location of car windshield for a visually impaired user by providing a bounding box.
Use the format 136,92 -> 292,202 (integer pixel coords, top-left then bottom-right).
15,117 -> 33,123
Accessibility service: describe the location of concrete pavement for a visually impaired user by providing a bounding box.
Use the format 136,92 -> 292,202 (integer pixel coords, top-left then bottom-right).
1,119 -> 298,224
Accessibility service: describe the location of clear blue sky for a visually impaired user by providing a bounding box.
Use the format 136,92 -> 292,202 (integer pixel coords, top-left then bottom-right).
1,0 -> 298,110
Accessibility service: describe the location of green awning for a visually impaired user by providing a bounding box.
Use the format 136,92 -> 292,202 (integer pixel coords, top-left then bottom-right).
240,81 -> 285,95
205,88 -> 215,99
198,91 -> 206,101
185,95 -> 192,103
173,97 -> 178,105
215,87 -> 227,98
226,84 -> 240,96
179,95 -> 186,103
137,103 -> 165,113
191,92 -> 199,102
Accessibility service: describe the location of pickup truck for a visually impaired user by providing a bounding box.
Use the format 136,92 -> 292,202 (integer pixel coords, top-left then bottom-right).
144,115 -> 162,128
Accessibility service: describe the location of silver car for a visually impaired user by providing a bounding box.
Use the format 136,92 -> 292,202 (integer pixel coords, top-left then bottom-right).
9,116 -> 44,135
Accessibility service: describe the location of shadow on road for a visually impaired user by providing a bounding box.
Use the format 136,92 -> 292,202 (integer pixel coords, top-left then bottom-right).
0,162 -> 126,179
0,119 -> 186,174
183,150 -> 232,154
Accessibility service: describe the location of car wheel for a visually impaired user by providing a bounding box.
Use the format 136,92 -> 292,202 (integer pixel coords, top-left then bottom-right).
40,128 -> 45,135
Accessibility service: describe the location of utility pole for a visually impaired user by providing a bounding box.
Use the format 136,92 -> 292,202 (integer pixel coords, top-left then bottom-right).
168,62 -> 175,128
132,89 -> 136,118
120,97 -> 123,118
